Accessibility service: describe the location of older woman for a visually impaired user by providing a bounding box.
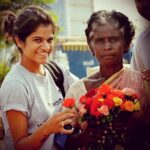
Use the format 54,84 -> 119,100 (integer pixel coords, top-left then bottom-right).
65,10 -> 150,150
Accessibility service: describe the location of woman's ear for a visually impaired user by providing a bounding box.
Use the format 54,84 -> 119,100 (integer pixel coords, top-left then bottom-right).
15,37 -> 24,49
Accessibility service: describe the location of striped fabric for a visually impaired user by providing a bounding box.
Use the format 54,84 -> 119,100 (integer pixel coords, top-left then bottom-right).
62,41 -> 89,51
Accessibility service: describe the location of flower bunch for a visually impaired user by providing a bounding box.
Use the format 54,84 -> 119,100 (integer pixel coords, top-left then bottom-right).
63,84 -> 140,149
78,84 -> 140,120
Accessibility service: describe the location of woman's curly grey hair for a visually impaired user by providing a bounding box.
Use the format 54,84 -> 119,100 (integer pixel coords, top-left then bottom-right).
85,10 -> 135,50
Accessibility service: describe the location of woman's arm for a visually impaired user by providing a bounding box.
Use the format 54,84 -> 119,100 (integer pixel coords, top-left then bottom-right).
7,109 -> 74,150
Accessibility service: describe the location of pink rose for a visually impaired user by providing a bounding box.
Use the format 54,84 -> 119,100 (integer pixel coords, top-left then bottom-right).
98,105 -> 109,116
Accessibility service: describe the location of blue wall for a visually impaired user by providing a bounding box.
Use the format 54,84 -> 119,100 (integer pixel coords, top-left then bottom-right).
63,50 -> 98,78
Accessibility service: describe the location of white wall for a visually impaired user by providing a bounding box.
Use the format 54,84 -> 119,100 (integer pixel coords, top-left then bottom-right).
67,0 -> 93,36
93,0 -> 149,37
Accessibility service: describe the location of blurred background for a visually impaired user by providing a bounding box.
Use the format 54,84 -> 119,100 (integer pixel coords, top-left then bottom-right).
0,0 -> 149,82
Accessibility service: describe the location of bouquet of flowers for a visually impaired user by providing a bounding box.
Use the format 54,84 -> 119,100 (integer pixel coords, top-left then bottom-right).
63,84 -> 140,149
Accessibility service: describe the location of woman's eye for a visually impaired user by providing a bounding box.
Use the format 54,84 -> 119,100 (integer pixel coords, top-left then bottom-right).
109,37 -> 119,43
47,38 -> 53,43
110,39 -> 115,43
34,39 -> 41,43
95,39 -> 104,45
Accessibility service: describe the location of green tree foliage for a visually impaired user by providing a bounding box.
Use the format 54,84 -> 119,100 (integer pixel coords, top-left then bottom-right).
0,0 -> 56,38
0,0 -> 56,12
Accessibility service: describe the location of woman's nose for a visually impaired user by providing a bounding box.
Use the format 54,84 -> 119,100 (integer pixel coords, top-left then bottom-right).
42,41 -> 51,50
103,41 -> 112,51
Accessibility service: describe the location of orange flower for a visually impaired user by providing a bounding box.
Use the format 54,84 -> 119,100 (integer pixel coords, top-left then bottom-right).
121,101 -> 134,112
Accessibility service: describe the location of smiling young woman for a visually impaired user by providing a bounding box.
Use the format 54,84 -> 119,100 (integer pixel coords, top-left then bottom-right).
0,5 -> 78,150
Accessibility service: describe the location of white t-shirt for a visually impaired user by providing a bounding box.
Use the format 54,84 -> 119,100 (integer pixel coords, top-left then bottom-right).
131,27 -> 150,71
0,62 -> 78,150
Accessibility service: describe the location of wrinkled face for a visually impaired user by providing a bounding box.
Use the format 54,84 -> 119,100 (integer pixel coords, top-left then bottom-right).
135,0 -> 150,21
17,24 -> 54,65
89,23 -> 125,66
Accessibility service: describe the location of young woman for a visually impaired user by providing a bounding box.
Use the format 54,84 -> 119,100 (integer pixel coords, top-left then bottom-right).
0,5 -> 78,150
65,10 -> 150,150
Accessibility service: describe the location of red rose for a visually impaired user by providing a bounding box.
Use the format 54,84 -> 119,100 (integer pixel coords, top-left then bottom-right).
96,84 -> 112,97
80,95 -> 87,104
103,98 -> 114,109
63,98 -> 75,108
90,100 -> 102,117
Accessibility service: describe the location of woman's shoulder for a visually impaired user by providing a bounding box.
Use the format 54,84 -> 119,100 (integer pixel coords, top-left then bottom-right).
124,67 -> 142,78
1,63 -> 29,89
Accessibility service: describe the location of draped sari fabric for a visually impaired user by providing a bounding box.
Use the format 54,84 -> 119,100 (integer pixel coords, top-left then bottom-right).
105,68 -> 144,96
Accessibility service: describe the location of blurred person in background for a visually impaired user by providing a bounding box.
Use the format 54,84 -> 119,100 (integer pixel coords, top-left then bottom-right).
131,0 -> 150,81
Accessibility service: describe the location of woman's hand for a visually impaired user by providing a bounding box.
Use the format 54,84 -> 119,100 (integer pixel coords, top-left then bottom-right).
45,109 -> 75,135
